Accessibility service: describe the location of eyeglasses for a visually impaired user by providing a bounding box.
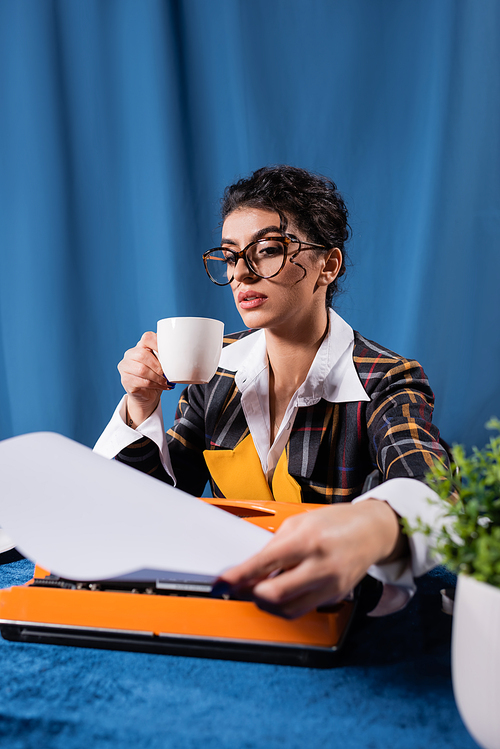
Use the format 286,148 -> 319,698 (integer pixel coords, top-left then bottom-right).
202,235 -> 327,286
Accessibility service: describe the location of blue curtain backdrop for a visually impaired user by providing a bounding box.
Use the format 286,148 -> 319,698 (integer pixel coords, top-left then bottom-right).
0,0 -> 498,451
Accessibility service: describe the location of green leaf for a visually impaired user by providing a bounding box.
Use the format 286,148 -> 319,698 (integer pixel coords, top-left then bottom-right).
406,419 -> 500,588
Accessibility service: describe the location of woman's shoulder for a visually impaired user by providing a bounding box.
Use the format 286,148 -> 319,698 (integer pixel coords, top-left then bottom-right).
352,330 -> 408,364
352,330 -> 430,389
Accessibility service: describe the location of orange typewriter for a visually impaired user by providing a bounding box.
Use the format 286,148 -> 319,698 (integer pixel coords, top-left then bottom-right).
0,498 -> 356,668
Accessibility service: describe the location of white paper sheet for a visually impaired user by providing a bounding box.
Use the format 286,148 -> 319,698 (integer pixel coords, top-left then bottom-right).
0,528 -> 15,554
0,432 -> 272,582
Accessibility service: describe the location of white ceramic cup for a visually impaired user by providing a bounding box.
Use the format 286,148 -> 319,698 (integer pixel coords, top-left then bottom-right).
156,317 -> 224,384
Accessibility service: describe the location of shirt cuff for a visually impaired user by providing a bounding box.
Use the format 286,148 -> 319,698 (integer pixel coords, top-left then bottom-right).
352,477 -> 442,616
93,395 -> 176,483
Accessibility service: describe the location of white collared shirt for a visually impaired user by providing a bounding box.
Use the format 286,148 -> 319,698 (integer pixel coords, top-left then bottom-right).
94,309 -> 443,616
219,309 -> 369,483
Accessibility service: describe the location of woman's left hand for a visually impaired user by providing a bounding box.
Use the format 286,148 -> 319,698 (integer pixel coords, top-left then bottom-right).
219,500 -> 405,619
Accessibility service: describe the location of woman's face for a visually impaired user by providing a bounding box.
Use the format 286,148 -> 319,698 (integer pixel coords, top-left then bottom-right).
222,207 -> 341,335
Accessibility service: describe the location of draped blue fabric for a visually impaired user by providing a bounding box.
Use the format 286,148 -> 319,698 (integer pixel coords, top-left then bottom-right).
0,0 -> 498,450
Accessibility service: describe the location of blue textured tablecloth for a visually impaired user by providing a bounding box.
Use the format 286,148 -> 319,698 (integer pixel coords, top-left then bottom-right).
0,559 -> 478,749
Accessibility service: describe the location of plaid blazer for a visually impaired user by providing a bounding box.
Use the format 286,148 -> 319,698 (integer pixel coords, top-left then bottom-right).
116,330 -> 448,503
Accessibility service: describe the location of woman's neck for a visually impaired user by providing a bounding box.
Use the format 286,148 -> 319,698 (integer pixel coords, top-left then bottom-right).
265,310 -> 329,398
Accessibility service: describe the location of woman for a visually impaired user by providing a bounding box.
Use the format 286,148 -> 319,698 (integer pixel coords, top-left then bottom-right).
95,165 -> 448,619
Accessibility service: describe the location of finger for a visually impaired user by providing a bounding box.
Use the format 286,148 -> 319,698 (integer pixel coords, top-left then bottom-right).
128,345 -> 164,374
252,563 -> 343,619
120,369 -> 170,392
133,336 -> 175,385
138,331 -> 158,350
120,374 -> 168,394
219,557 -> 282,591
120,351 -> 168,387
253,558 -> 326,603
252,557 -> 364,619
221,534 -> 307,589
118,359 -> 172,392
253,586 -> 342,620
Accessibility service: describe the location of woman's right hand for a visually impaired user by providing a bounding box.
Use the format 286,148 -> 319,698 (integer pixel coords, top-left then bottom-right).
117,331 -> 174,427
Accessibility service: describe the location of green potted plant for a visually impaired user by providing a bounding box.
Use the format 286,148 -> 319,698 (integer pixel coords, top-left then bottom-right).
415,418 -> 500,749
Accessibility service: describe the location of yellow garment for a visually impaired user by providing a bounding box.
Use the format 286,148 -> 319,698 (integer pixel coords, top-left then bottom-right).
203,434 -> 302,504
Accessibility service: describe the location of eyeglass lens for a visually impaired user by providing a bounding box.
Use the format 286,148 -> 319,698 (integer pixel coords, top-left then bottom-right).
205,239 -> 287,284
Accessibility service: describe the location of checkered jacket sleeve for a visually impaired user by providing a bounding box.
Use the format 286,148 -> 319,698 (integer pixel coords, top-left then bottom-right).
115,332 -> 245,495
353,333 -> 448,481
114,379 -> 211,495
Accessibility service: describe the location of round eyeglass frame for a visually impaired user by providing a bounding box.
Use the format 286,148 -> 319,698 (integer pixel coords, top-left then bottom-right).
202,235 -> 327,286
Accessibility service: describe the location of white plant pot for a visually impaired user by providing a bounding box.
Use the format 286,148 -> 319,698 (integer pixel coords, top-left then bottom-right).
452,574 -> 500,749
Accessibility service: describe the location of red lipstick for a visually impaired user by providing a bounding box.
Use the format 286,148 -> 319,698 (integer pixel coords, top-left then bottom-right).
238,290 -> 268,310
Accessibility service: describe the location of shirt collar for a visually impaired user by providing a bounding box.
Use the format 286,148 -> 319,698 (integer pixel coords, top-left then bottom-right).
218,309 -> 370,404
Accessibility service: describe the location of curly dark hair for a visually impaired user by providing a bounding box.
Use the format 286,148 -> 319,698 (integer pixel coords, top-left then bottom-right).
221,165 -> 350,305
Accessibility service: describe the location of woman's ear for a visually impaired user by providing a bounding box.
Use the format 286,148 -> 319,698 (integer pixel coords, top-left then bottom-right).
317,248 -> 342,287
